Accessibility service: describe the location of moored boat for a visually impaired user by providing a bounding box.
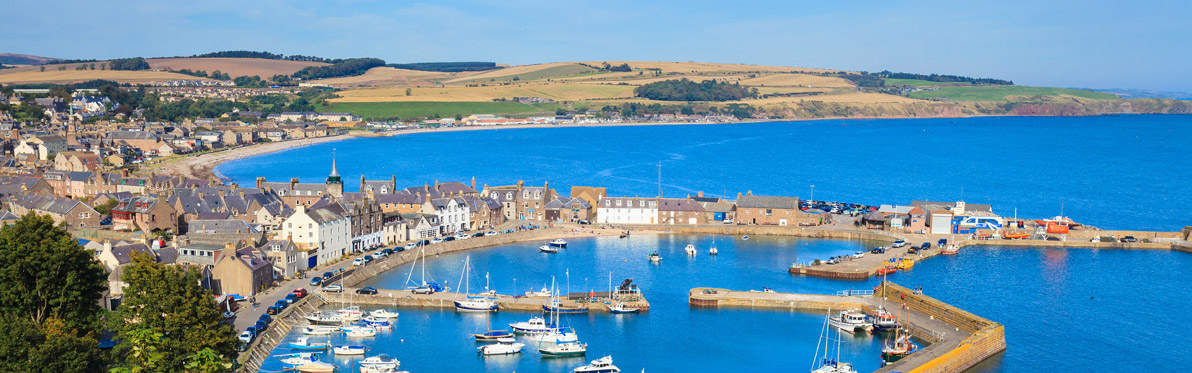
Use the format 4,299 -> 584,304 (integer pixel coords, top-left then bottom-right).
509,316 -> 552,334
540,340 -> 588,357
648,252 -> 661,263
881,335 -> 919,363
343,326 -> 377,338
572,356 -> 620,373
369,309 -> 399,319
544,299 -> 589,314
305,312 -> 343,325
524,286 -> 552,297
549,239 -> 568,247
337,306 -> 363,322
607,302 -> 639,314
870,308 -> 897,332
358,353 -> 400,372
941,245 -> 959,255
333,345 -> 367,355
540,245 -> 559,253
685,244 -> 697,256
876,266 -> 897,275
289,337 -> 330,351
477,337 -> 525,355
472,330 -> 514,341
303,326 -> 338,335
827,309 -> 872,334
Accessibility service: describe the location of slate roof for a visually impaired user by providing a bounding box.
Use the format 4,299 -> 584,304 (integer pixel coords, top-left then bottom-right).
108,131 -> 159,140
657,198 -> 704,212
736,195 -> 800,209
11,193 -> 87,215
113,196 -> 165,214
187,219 -> 259,234
111,243 -> 152,265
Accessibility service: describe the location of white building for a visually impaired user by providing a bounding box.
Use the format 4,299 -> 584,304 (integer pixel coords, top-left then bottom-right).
277,204 -> 351,269
596,196 -> 658,225
420,197 -> 469,234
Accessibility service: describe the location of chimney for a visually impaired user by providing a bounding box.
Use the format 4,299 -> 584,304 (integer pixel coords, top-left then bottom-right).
230,182 -> 238,190
434,180 -> 439,188
698,191 -> 704,198
390,175 -> 396,188
736,192 -> 742,200
747,190 -> 753,196
217,190 -> 225,198
256,176 -> 266,189
102,240 -> 111,254
121,169 -> 130,177
239,191 -> 245,199
290,178 -> 299,190
361,175 -> 365,189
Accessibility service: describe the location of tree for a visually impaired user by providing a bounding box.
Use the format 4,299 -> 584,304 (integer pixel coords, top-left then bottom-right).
405,88 -> 412,96
454,113 -> 462,121
108,328 -> 165,373
109,252 -> 238,371
40,66 -> 45,72
183,348 -> 232,373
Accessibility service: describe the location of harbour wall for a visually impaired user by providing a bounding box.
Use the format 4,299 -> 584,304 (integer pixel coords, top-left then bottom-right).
623,224 -> 897,243
687,287 -> 867,311
237,293 -> 330,372
877,283 -> 1005,373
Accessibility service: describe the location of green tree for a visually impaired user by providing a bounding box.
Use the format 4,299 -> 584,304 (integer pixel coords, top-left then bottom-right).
183,348 -> 232,373
405,88 -> 412,96
110,252 -> 238,371
109,328 -> 165,373
40,66 -> 45,72
0,213 -> 107,331
94,199 -> 119,215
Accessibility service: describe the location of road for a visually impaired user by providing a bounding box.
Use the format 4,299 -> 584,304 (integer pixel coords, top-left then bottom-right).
231,247 -> 365,332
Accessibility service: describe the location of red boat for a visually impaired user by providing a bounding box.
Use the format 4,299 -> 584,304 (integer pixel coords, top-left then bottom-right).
1045,222 -> 1070,234
1003,232 -> 1031,240
876,266 -> 897,275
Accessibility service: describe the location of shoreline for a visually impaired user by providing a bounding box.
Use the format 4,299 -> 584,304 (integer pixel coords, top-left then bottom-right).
159,113 -> 1179,182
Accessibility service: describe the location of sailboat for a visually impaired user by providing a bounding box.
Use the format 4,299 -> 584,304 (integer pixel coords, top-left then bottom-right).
406,247 -> 447,294
454,256 -> 498,312
685,244 -> 697,256
811,308 -> 859,373
709,236 -> 718,255
871,276 -> 897,333
540,338 -> 588,357
881,304 -> 919,364
538,276 -> 580,344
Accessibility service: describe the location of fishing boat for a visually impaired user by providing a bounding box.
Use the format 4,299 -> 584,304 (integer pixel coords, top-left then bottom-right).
358,354 -> 400,372
472,330 -> 515,341
827,309 -> 872,334
289,337 -> 330,351
454,257 -> 499,312
305,312 -> 343,325
870,308 -> 898,332
524,286 -> 552,297
811,309 -> 859,373
333,345 -> 367,355
881,304 -> 918,364
540,245 -> 559,253
510,316 -> 552,334
648,252 -> 661,263
1003,232 -> 1031,240
549,239 -> 568,247
941,245 -> 959,255
369,309 -> 399,319
875,266 -> 897,275
685,244 -> 697,256
572,356 -> 621,373
540,340 -> 588,357
544,299 -> 589,314
337,306 -> 364,322
607,302 -> 639,314
302,326 -> 338,335
477,337 -> 525,355
344,326 -> 377,338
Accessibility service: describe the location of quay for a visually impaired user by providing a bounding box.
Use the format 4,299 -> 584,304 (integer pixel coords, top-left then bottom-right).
689,282 -> 1005,373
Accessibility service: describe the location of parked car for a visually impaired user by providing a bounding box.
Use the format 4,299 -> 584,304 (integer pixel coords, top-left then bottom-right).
310,277 -> 323,286
870,247 -> 886,254
258,314 -> 271,325
254,321 -> 267,332
239,330 -> 255,344
362,256 -> 373,263
454,233 -> 469,240
938,238 -> 948,246
266,305 -> 280,315
381,248 -> 394,255
1121,236 -> 1139,243
472,232 -> 485,238
222,311 -> 236,319
323,284 -> 343,293
852,252 -> 865,259
284,294 -> 298,304
577,219 -> 591,225
443,236 -> 456,242
892,240 -> 907,248
356,286 -> 378,295
275,299 -> 287,311
292,288 -> 308,298
352,258 -> 365,266
920,242 -> 932,250
430,238 -> 444,244
237,341 -> 251,352
323,271 -> 335,280
404,242 -> 417,250
486,231 -> 497,236
412,286 -> 434,294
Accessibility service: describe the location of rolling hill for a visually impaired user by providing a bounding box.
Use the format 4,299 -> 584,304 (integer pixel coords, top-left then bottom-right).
148,57 -> 328,78
0,53 -> 58,65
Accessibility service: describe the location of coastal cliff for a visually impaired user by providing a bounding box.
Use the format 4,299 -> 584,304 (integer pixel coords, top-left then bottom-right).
767,97 -> 1192,119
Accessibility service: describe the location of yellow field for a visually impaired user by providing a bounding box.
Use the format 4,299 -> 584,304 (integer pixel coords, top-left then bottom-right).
311,67 -> 453,87
737,73 -> 852,87
582,61 -> 839,74
148,58 -> 326,78
0,69 -> 212,84
742,92 -> 920,104
441,62 -> 582,84
332,82 -> 634,102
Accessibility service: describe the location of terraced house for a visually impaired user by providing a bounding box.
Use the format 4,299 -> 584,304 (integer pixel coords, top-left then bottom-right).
597,196 -> 658,224
483,180 -> 557,221
8,193 -> 101,227
278,203 -> 350,269
111,195 -> 179,233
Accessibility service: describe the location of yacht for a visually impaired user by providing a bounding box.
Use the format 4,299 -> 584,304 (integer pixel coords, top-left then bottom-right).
333,345 -> 367,355
828,309 -> 873,334
304,312 -> 342,325
537,326 -> 579,344
709,246 -> 718,255
302,326 -> 338,335
812,310 -> 859,373
549,239 -> 568,247
525,286 -> 552,297
540,245 -> 559,253
477,338 -> 525,355
572,356 -> 621,373
343,326 -> 377,338
509,316 -> 552,334
685,244 -> 697,256
454,258 -> 499,312
359,354 -> 401,371
369,309 -> 399,319
540,340 -> 588,357
337,306 -> 364,322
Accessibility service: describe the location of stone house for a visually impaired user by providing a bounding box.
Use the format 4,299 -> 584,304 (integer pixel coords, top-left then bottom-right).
596,196 -> 658,225
657,198 -> 707,225
7,193 -> 101,227
211,245 -> 274,296
735,192 -> 800,226
111,195 -> 179,233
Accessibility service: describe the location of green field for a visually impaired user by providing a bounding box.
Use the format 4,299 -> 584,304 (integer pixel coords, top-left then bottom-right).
907,86 -> 1120,101
883,78 -> 972,86
458,64 -> 599,83
322,101 -> 561,119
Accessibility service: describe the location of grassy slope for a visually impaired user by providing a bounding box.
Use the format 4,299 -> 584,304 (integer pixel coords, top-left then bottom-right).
908,86 -> 1119,101
322,101 -> 561,119
453,64 -> 598,84
883,78 -> 972,86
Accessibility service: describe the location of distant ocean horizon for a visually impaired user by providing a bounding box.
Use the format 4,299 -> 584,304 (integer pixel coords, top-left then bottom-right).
218,114 -> 1192,231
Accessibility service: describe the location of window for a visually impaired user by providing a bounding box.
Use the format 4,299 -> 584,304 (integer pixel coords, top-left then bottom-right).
766,209 -> 772,216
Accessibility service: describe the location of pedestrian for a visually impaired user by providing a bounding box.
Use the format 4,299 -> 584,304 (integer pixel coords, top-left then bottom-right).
901,293 -> 906,300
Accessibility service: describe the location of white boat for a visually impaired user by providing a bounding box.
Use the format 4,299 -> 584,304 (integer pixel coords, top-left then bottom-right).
648,253 -> 661,262
685,244 -> 697,256
540,245 -> 559,253
305,312 -> 343,325
709,236 -> 718,255
549,239 -> 568,247
369,309 -> 399,319
607,303 -> 639,314
477,337 -> 525,355
303,326 -> 338,335
537,327 -> 579,343
524,286 -> 552,297
827,309 -> 873,334
293,362 -> 337,373
344,326 -> 377,338
812,309 -> 859,373
363,318 -> 393,330
334,345 -> 367,355
338,306 -> 364,322
454,258 -> 499,312
288,337 -> 330,351
540,340 -> 588,357
871,308 -> 898,332
359,353 -> 401,372
509,316 -> 552,334
279,352 -> 337,373
572,356 -> 621,373
278,352 -> 320,365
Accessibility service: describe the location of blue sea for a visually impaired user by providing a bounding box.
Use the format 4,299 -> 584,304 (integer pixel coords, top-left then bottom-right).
219,115 -> 1192,231
233,115 -> 1192,372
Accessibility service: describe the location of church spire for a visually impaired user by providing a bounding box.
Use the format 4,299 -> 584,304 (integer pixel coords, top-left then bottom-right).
329,157 -> 340,178
326,149 -> 342,185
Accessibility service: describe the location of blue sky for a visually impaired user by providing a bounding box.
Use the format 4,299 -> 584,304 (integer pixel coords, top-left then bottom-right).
3,0 -> 1190,91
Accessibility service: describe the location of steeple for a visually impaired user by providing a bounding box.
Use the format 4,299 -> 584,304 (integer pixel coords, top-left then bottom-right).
325,152 -> 343,198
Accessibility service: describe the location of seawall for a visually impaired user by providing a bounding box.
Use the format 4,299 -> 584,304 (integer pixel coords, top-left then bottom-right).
875,283 -> 1005,373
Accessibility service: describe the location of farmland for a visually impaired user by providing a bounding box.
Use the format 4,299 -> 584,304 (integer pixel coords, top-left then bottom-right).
0,69 -> 210,84
148,58 -> 327,78
907,86 -> 1119,101
320,101 -> 561,119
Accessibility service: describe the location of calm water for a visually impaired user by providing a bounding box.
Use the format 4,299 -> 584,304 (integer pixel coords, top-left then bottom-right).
219,115 -> 1192,231
263,235 -> 887,372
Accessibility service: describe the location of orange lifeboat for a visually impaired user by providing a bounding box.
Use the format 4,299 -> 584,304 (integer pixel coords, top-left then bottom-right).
1046,222 -> 1070,234
1003,232 -> 1031,240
